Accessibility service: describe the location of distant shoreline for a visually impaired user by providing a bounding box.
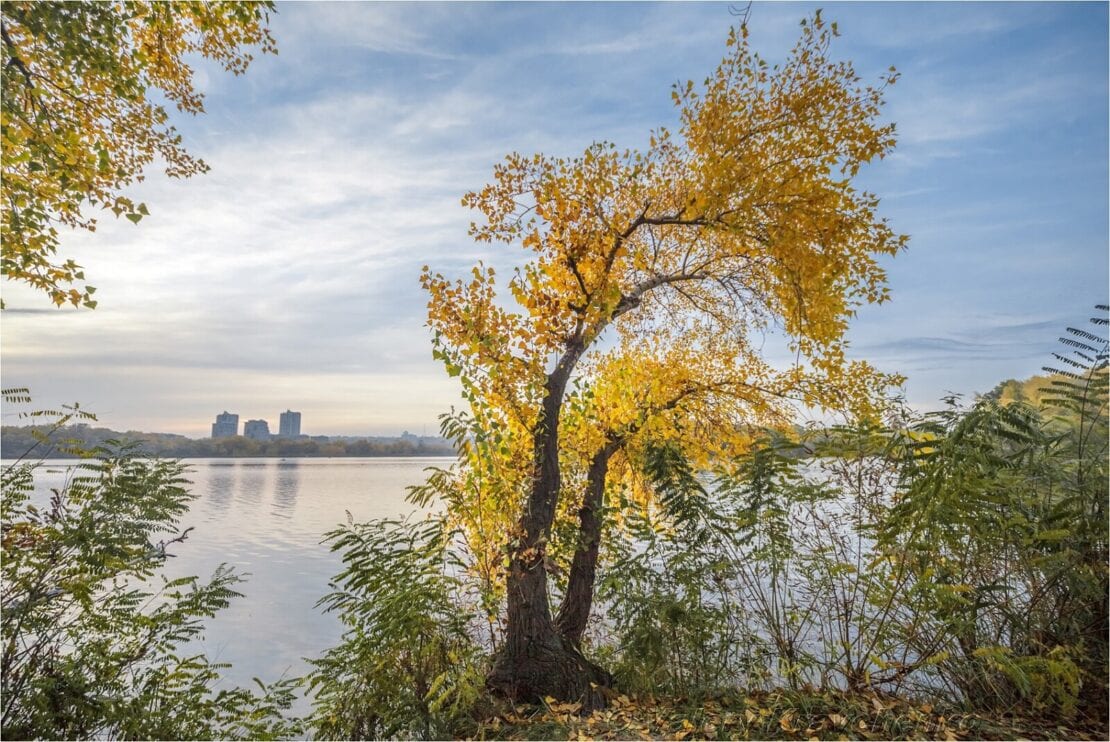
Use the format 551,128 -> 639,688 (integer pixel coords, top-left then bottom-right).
3,454 -> 460,463
1,424 -> 457,460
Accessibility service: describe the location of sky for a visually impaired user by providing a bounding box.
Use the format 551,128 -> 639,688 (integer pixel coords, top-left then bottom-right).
2,2 -> 1107,437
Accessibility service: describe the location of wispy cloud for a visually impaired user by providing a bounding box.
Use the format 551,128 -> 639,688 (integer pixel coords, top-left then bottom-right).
282,3 -> 462,60
891,74 -> 1098,153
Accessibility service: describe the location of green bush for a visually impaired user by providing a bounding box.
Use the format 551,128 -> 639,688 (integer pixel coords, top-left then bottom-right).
306,518 -> 485,740
586,308 -> 1106,722
1,440 -> 299,739
878,311 -> 1107,718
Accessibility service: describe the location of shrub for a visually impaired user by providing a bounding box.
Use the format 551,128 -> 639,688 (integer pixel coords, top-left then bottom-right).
306,517 -> 485,740
1,436 -> 299,739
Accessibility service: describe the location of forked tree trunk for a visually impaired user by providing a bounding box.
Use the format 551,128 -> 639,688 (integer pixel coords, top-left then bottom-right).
557,399 -> 691,647
486,350 -> 613,709
486,555 -> 611,707
555,442 -> 618,646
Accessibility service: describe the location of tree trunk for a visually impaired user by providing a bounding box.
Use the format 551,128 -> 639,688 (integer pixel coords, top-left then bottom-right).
555,443 -> 616,646
486,554 -> 611,707
487,347 -> 613,709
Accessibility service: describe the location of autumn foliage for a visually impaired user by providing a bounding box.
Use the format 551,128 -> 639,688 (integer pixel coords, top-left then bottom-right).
1,1 -> 276,307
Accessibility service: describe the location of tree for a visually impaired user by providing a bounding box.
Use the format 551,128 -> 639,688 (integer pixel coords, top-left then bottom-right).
422,14 -> 905,706
1,1 -> 276,308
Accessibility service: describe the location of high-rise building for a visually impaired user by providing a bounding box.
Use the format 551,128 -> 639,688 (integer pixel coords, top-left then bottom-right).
211,411 -> 239,438
279,410 -> 302,438
243,419 -> 271,441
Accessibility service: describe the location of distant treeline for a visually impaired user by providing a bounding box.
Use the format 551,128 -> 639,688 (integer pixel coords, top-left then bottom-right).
0,425 -> 457,459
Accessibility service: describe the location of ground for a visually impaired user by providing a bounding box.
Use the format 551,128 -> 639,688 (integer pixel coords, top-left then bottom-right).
460,689 -> 1108,741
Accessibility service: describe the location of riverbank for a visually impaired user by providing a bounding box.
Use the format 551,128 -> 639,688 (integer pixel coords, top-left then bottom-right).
460,689 -> 1108,741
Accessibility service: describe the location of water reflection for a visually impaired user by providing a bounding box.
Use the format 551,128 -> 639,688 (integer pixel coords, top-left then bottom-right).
238,461 -> 268,507
203,461 -> 237,517
272,460 -> 300,519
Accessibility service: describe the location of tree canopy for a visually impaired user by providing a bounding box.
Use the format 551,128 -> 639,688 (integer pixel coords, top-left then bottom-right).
1,0 -> 276,308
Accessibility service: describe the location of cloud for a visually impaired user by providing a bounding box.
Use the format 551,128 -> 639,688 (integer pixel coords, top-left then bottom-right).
845,5 -> 1031,49
856,315 -> 1068,369
278,3 -> 462,60
862,336 -> 1046,364
0,76 -> 495,434
890,74 -> 1097,154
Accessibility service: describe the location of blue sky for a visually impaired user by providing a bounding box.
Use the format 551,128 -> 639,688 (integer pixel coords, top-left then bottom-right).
2,2 -> 1107,436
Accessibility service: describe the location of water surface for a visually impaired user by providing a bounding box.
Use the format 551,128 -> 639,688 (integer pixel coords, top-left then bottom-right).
10,456 -> 450,711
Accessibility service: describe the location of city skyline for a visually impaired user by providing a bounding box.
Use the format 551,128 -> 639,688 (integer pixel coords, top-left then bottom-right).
210,409 -> 302,439
1,3 -> 1106,437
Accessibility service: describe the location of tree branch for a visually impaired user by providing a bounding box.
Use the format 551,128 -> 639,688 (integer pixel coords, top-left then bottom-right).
614,269 -> 711,319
